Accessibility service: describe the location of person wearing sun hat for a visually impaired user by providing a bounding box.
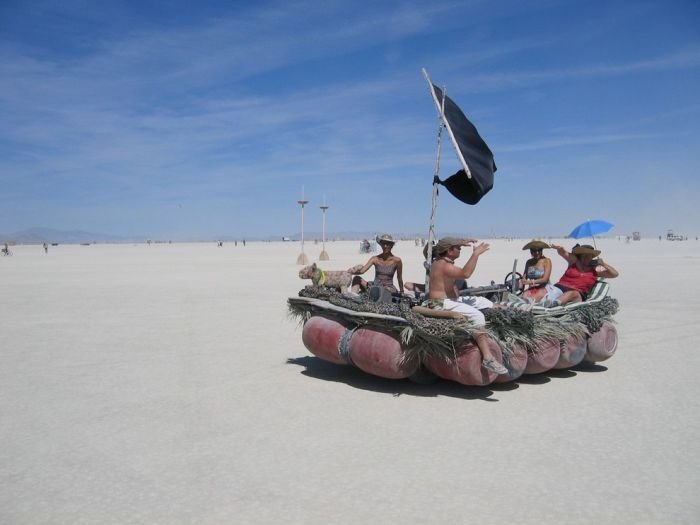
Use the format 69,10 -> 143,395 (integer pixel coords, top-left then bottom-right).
375,233 -> 395,245
542,243 -> 620,307
520,240 -> 555,302
424,236 -> 509,375
349,233 -> 403,295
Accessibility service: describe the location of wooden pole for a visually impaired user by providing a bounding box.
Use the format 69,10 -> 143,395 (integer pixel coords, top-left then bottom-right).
319,204 -> 329,260
296,195 -> 309,265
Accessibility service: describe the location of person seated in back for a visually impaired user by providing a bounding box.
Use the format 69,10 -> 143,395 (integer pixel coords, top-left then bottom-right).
520,240 -> 555,302
542,244 -> 619,307
426,236 -> 508,375
350,234 -> 404,295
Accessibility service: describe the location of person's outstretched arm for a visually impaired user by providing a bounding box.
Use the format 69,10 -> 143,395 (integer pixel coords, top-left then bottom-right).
460,242 -> 489,279
551,244 -> 577,265
351,257 -> 376,275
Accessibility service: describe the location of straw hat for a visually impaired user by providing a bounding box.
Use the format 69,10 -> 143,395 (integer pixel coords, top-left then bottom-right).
375,233 -> 395,245
572,244 -> 601,257
522,240 -> 550,251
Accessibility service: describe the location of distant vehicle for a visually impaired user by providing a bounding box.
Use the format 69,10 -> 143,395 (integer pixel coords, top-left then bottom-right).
667,230 -> 684,241
282,237 -> 292,241
632,232 -> 641,241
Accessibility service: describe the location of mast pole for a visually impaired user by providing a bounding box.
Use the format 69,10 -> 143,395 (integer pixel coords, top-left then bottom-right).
422,68 -> 446,291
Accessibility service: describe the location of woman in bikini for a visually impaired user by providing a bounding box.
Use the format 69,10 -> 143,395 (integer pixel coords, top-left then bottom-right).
350,234 -> 404,294
520,240 -> 554,302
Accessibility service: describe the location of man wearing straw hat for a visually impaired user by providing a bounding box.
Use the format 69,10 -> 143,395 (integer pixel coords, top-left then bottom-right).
427,237 -> 508,375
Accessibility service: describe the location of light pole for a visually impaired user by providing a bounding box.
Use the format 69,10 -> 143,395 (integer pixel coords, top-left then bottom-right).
296,193 -> 309,265
319,203 -> 329,260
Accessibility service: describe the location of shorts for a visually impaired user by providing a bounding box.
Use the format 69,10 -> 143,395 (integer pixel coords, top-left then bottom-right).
524,283 -> 556,297
543,284 -> 587,303
557,283 -> 588,301
440,296 -> 493,327
542,286 -> 564,303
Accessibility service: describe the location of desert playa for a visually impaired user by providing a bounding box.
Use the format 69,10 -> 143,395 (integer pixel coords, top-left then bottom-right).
1,238 -> 698,523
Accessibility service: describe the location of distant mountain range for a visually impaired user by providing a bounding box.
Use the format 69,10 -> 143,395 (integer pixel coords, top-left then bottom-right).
1,228 -> 431,244
2,227 -> 524,245
267,231 -> 427,242
0,228 -> 138,244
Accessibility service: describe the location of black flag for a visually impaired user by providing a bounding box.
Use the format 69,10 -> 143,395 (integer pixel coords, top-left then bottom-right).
431,83 -> 496,205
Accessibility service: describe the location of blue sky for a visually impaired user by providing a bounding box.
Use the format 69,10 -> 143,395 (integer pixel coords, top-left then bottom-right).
1,0 -> 699,240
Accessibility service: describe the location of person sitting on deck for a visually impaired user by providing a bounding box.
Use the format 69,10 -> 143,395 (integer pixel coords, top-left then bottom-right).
520,240 -> 555,302
542,244 -> 619,307
404,238 -> 475,297
350,234 -> 404,295
425,236 -> 508,375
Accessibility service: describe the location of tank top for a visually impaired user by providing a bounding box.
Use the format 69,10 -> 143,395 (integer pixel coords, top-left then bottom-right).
526,267 -> 545,280
374,263 -> 397,291
557,264 -> 598,293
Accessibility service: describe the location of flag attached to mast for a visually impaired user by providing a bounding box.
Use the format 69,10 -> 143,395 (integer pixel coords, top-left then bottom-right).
424,71 -> 497,205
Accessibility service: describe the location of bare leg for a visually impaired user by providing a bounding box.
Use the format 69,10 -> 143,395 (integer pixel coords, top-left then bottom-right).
556,290 -> 583,306
474,332 -> 494,361
475,332 -> 508,374
351,276 -> 367,293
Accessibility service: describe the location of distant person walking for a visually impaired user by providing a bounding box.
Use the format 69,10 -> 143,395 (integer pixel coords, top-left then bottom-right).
2,243 -> 10,256
43,242 -> 48,254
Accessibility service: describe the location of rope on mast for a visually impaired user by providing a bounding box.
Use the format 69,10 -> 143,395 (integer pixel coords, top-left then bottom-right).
422,70 -> 447,291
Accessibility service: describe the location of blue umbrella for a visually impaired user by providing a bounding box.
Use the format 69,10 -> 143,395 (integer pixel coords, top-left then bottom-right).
568,219 -> 614,248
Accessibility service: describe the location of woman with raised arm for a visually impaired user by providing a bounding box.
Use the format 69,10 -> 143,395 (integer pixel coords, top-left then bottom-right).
543,243 -> 619,307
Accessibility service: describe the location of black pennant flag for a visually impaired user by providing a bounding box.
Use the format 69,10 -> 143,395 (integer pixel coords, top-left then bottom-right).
431,83 -> 496,205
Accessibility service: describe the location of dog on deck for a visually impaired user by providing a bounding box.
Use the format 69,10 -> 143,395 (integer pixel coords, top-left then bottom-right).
298,263 -> 362,291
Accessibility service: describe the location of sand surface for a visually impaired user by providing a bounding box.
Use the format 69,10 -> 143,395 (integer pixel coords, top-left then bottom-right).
1,238 -> 699,524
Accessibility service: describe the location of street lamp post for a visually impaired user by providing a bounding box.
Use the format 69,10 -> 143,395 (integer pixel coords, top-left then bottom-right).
296,196 -> 309,265
319,203 -> 329,260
